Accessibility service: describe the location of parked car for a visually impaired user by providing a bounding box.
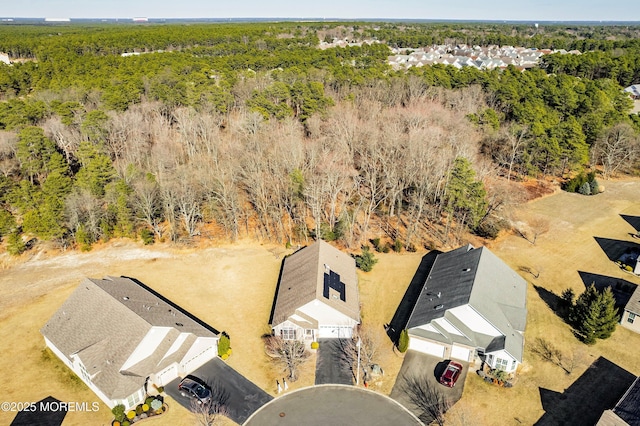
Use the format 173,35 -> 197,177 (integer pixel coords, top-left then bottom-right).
439,360 -> 463,387
178,377 -> 212,405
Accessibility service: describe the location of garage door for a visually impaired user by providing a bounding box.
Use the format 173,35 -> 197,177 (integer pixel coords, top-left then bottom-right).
451,344 -> 471,361
408,338 -> 445,358
182,345 -> 216,373
318,326 -> 353,338
156,364 -> 178,386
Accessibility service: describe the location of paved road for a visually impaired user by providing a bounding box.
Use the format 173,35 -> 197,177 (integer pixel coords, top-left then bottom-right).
165,358 -> 272,424
314,338 -> 353,385
390,350 -> 467,424
244,385 -> 422,426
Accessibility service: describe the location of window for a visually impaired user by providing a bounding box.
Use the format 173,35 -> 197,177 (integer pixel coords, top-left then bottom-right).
512,359 -> 517,370
495,357 -> 509,370
126,392 -> 140,409
628,312 -> 636,324
305,329 -> 314,340
281,328 -> 296,340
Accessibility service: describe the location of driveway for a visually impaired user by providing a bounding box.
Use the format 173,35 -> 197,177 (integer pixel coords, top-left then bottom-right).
165,358 -> 272,425
314,338 -> 353,385
390,350 -> 467,424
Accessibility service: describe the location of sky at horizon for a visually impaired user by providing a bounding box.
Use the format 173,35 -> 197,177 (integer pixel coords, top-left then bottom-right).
3,0 -> 640,22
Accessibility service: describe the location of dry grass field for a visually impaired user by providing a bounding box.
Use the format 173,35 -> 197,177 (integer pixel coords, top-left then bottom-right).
0,178 -> 639,425
446,178 -> 640,425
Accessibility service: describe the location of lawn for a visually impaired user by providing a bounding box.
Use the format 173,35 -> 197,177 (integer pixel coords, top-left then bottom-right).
0,178 -> 639,426
445,178 -> 640,425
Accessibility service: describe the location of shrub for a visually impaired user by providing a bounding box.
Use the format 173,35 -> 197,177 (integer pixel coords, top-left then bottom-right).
150,399 -> 162,411
126,410 -> 135,420
122,422 -> 130,426
589,179 -> 600,194
135,404 -> 143,415
112,404 -> 126,423
142,404 -> 149,412
7,231 -> 26,255
355,245 -> 378,272
218,331 -> 230,357
221,353 -> 229,360
140,228 -> 154,245
156,386 -> 164,394
625,265 -> 633,272
406,243 -> 417,252
397,329 -> 409,353
145,397 -> 154,406
113,422 -> 120,426
311,341 -> 319,350
578,181 -> 591,195
372,237 -> 382,252
393,239 -> 403,253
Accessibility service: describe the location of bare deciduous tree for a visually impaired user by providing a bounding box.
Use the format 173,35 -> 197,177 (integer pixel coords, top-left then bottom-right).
593,123 -> 640,179
190,380 -> 231,426
264,336 -> 310,382
400,373 -> 451,426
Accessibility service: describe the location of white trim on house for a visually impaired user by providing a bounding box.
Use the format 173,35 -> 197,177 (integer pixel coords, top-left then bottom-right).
451,344 -> 472,362
121,326 -> 172,371
449,305 -> 501,337
408,337 -> 446,357
485,349 -> 518,373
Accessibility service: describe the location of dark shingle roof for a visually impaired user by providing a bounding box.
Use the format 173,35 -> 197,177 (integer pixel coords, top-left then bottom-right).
613,376 -> 640,425
271,240 -> 360,326
405,245 -> 527,362
41,276 -> 218,400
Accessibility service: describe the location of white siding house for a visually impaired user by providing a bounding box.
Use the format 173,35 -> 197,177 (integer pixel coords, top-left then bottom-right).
270,240 -> 360,342
41,276 -> 220,409
392,245 -> 527,373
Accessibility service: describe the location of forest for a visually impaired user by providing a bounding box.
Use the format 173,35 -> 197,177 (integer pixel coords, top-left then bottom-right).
0,22 -> 639,254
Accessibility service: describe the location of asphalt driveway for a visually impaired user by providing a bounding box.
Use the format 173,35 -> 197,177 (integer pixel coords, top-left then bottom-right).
165,358 -> 272,424
314,338 -> 353,385
390,350 -> 467,424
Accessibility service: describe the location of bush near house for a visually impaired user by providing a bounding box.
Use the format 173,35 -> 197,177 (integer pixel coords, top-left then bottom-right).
397,329 -> 409,353
218,331 -> 231,357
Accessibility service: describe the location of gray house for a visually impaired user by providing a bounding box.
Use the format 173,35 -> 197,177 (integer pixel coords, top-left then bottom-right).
621,285 -> 640,334
397,245 -> 527,373
41,276 -> 219,410
270,240 -> 360,341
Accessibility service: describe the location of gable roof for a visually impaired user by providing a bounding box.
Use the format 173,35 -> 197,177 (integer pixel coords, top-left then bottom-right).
405,245 -> 527,361
271,240 -> 360,326
625,285 -> 640,316
41,276 -> 218,400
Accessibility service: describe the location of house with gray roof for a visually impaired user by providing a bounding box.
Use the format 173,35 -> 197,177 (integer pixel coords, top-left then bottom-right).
41,276 -> 219,410
621,284 -> 640,334
624,84 -> 640,100
395,245 -> 527,373
269,240 -> 360,341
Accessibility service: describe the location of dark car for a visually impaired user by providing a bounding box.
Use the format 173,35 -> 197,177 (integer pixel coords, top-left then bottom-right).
439,360 -> 463,387
178,377 -> 212,405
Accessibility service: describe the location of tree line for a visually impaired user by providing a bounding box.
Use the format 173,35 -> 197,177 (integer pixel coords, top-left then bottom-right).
0,22 -> 638,252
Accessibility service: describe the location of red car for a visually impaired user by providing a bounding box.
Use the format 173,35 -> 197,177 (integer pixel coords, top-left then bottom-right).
439,360 -> 463,387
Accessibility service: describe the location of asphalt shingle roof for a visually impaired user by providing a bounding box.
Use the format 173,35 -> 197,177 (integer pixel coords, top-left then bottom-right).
41,276 -> 218,400
405,245 -> 527,362
271,240 -> 360,326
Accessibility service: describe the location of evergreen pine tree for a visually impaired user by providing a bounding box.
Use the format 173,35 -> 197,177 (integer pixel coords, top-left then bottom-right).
570,284 -> 619,344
